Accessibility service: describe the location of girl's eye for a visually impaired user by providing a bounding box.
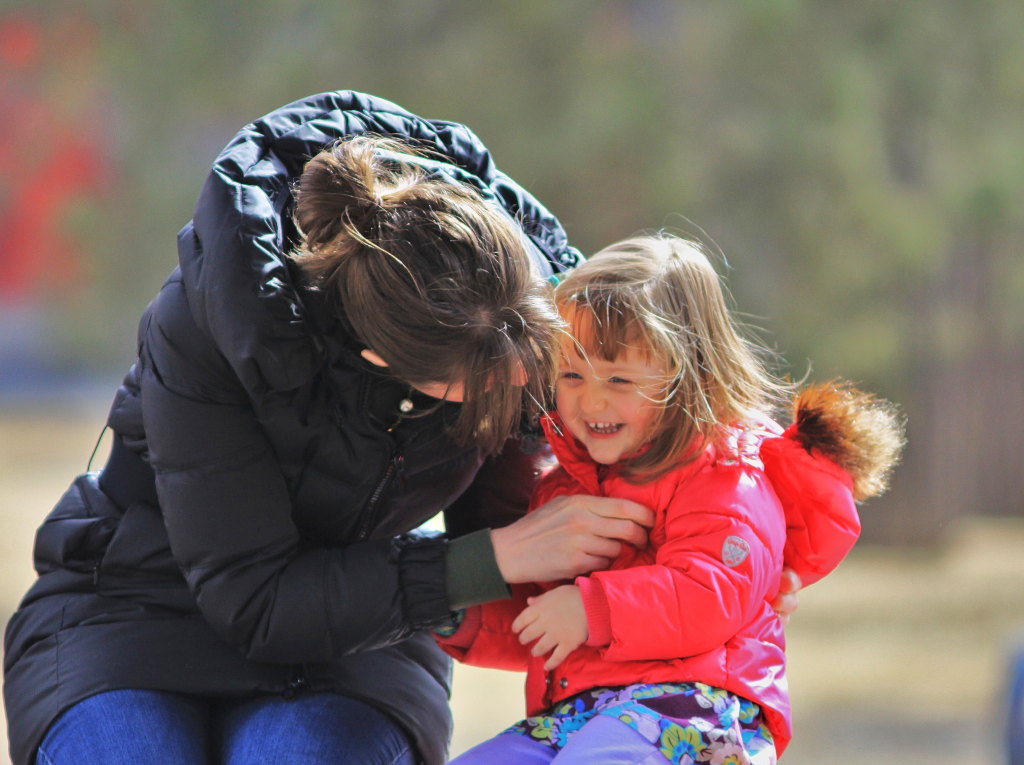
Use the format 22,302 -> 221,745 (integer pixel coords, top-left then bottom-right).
560,371 -> 582,381
608,376 -> 633,385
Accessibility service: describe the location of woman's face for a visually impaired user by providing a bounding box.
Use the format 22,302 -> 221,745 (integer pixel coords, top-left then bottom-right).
360,349 -> 527,403
554,324 -> 667,465
409,380 -> 467,402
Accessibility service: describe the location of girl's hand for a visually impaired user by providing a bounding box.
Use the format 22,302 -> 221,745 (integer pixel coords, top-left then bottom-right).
772,568 -> 802,625
512,585 -> 588,671
492,495 -> 654,583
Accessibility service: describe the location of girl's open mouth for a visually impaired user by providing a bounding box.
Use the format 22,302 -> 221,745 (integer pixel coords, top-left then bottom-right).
586,422 -> 623,435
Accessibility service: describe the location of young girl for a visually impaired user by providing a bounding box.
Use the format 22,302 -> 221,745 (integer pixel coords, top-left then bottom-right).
438,233 -> 905,764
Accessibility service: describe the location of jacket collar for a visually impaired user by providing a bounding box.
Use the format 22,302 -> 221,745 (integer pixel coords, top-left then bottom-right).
540,411 -> 727,493
540,412 -> 604,494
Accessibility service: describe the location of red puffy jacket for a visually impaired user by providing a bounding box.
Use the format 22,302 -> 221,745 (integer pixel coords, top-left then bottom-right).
440,413 -> 860,754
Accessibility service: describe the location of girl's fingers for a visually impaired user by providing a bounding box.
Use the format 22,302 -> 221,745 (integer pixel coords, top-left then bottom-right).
517,622 -> 541,645
512,606 -> 537,635
544,644 -> 570,671
530,634 -> 556,658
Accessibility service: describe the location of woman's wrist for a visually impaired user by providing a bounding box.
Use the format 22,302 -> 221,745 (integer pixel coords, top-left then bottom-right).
445,528 -> 511,609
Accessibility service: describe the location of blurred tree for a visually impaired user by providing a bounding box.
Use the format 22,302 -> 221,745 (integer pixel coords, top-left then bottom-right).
3,0 -> 1019,541
671,1 -> 1024,543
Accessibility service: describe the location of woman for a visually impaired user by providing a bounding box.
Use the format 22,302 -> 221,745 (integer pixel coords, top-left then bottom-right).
4,91 -> 797,765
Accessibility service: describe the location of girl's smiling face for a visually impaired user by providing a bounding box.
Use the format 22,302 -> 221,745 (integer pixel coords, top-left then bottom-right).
554,319 -> 669,466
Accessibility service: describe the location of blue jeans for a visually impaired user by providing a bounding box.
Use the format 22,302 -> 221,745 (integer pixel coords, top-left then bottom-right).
35,689 -> 416,765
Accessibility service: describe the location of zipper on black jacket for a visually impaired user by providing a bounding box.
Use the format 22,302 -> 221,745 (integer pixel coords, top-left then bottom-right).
282,664 -> 308,700
355,454 -> 404,541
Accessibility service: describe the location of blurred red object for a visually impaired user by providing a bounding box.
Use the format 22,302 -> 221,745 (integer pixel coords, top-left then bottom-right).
0,12 -> 108,301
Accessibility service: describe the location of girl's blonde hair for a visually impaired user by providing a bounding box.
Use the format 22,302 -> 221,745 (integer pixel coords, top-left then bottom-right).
290,135 -> 560,454
554,232 -> 789,480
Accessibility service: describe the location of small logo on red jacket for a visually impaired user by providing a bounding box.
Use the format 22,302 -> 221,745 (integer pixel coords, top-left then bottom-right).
721,536 -> 750,567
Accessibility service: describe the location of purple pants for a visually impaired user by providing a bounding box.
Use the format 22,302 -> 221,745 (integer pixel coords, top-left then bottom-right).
450,716 -> 668,765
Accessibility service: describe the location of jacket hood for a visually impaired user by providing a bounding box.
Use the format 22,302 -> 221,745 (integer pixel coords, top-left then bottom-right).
176,90 -> 581,398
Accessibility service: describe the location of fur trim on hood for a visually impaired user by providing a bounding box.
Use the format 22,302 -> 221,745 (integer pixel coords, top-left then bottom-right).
787,380 -> 906,502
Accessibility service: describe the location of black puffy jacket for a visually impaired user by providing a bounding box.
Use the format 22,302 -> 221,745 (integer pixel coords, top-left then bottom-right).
3,91 -> 580,765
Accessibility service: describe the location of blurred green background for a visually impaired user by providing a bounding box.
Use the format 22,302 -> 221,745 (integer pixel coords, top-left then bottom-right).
2,1 -> 1022,763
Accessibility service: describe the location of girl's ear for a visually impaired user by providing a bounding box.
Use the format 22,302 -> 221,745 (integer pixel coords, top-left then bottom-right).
360,349 -> 389,367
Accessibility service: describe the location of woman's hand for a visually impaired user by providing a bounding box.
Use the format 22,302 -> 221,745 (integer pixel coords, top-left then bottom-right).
772,568 -> 802,625
491,495 -> 654,584
512,585 -> 588,671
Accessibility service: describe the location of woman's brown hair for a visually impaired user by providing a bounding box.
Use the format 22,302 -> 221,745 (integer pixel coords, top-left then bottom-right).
289,135 -> 560,454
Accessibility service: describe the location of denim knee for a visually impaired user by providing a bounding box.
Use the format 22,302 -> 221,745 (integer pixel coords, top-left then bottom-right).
35,689 -> 210,765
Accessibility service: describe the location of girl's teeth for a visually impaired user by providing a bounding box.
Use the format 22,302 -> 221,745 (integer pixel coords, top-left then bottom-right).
588,422 -> 620,434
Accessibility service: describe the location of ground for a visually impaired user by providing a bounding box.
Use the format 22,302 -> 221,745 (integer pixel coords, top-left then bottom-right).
2,408 -> 1020,763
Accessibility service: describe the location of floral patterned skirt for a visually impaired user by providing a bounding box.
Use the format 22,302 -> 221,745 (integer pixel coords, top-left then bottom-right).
501,682 -> 776,765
